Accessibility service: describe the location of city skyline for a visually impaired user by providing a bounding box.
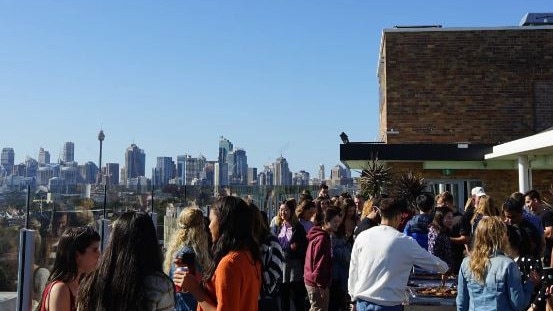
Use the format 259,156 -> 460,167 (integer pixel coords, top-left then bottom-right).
0,137 -> 339,179
1,1 -> 551,178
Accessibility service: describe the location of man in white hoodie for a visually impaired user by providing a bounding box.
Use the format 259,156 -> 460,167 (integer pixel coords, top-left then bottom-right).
348,198 -> 449,311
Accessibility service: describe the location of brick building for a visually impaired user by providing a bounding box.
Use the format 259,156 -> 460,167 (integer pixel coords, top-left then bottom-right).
341,19 -> 553,208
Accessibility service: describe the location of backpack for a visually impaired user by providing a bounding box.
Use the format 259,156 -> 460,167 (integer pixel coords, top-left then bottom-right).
260,233 -> 284,298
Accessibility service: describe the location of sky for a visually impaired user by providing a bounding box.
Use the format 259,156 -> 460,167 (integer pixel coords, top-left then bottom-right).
0,1 -> 551,178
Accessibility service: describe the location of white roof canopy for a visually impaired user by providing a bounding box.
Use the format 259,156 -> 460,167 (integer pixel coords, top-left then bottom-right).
485,129 -> 553,193
485,128 -> 553,162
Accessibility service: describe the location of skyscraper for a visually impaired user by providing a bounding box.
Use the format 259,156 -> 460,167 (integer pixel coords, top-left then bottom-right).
293,170 -> 310,186
124,144 -> 146,184
61,166 -> 78,186
258,165 -> 274,186
37,166 -> 55,186
176,154 -> 206,185
105,163 -> 119,185
214,162 -> 228,187
38,147 -> 50,166
25,157 -> 39,178
1,148 -> 15,175
78,161 -> 98,184
233,149 -> 248,185
318,164 -> 325,181
247,167 -> 258,185
61,142 -> 75,163
155,156 -> 175,186
330,164 -> 352,186
218,136 -> 233,186
273,156 -> 291,186
218,136 -> 233,164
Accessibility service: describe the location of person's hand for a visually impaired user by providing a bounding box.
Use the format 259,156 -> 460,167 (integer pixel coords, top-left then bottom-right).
173,266 -> 200,294
290,242 -> 297,251
546,284 -> 553,297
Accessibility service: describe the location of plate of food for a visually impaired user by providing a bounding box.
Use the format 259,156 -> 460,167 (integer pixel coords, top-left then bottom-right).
416,286 -> 458,298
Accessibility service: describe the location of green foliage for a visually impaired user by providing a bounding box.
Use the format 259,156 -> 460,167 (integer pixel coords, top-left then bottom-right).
0,226 -> 20,291
359,158 -> 392,199
393,171 -> 428,210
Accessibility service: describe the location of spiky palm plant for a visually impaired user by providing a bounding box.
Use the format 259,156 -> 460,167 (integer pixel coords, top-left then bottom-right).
393,171 -> 428,210
359,158 -> 392,199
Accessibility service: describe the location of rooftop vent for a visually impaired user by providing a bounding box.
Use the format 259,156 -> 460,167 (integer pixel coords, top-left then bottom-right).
520,13 -> 553,26
393,25 -> 442,29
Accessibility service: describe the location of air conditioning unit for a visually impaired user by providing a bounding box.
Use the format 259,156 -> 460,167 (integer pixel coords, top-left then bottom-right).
520,13 -> 553,26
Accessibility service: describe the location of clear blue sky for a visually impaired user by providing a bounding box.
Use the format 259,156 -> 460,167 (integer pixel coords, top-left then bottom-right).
0,1 -> 550,177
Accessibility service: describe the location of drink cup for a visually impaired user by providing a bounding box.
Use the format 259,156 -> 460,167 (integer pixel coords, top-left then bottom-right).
174,266 -> 189,292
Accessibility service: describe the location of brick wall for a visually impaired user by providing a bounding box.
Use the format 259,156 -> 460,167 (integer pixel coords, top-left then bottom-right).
380,28 -> 553,144
388,162 -> 553,204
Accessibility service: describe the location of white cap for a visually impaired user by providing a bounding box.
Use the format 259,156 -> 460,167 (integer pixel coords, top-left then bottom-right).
471,186 -> 486,197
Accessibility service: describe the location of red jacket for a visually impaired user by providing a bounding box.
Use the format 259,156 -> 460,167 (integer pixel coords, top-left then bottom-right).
303,226 -> 332,288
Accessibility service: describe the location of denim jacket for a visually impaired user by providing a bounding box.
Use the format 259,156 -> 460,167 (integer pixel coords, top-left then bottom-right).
456,253 -> 534,311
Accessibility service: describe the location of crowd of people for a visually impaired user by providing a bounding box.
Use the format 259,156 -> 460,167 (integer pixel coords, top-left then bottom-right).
32,184 -> 553,311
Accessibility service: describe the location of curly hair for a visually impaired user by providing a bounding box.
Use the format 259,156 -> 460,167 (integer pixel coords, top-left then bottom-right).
469,216 -> 509,284
164,207 -> 211,274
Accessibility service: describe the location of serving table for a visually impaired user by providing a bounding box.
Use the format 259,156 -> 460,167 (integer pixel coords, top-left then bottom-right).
405,274 -> 457,311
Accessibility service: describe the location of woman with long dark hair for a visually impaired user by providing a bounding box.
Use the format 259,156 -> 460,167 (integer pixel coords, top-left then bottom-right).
173,196 -> 262,311
37,226 -> 100,311
77,211 -> 174,311
427,207 -> 454,272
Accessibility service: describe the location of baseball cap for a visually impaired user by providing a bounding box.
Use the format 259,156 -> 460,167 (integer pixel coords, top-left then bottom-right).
471,186 -> 486,197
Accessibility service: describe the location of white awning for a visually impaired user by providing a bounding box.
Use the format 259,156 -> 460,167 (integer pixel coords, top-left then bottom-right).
485,128 -> 553,160
484,128 -> 553,193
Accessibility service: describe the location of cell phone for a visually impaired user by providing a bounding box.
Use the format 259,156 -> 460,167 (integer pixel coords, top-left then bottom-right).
175,251 -> 196,275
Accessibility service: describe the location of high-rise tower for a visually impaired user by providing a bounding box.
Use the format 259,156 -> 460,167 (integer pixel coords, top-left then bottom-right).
217,136 -> 233,186
273,156 -> 291,186
61,142 -> 75,163
218,136 -> 233,164
38,147 -> 51,166
124,144 -> 146,184
318,164 -> 325,181
1,147 -> 15,175
233,149 -> 248,185
155,156 -> 175,186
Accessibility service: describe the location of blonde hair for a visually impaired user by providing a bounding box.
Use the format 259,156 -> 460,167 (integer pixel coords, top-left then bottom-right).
471,195 -> 500,225
464,197 -> 472,211
361,199 -> 376,219
469,216 -> 509,284
164,207 -> 211,274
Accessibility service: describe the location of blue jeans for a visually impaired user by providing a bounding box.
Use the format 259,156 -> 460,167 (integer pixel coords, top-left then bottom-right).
356,299 -> 404,311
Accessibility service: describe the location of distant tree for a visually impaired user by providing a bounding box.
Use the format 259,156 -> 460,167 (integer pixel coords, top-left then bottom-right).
162,184 -> 186,198
0,266 -> 10,291
4,191 -> 25,211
